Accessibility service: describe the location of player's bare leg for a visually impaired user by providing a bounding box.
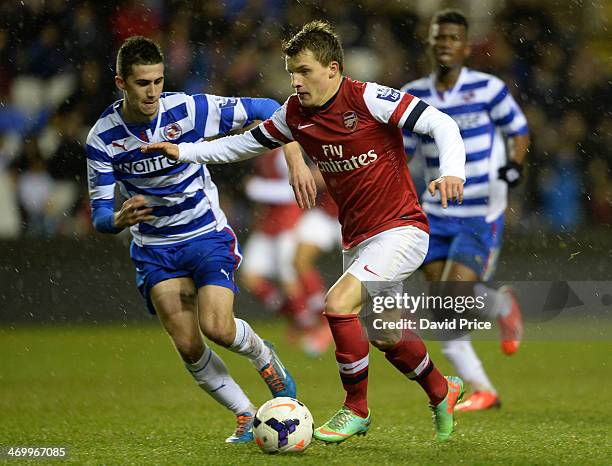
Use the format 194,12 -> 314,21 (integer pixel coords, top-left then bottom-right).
197,285 -> 296,399
151,278 -> 256,443
293,243 -> 322,278
424,261 -> 500,412
440,260 -> 479,281
422,259 -> 445,282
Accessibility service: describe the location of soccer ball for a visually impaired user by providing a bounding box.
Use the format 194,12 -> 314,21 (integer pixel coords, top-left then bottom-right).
253,397 -> 314,454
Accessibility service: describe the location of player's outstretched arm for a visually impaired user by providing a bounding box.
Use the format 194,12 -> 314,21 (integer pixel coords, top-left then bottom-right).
283,141 -> 317,209
141,131 -> 270,165
411,105 -> 466,208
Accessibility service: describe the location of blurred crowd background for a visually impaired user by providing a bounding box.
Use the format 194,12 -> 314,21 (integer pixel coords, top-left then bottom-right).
0,0 -> 610,240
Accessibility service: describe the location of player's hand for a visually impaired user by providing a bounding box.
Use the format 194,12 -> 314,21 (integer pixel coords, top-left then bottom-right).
428,176 -> 464,208
114,195 -> 155,229
498,161 -> 523,187
283,142 -> 316,209
141,142 -> 180,160
289,162 -> 317,209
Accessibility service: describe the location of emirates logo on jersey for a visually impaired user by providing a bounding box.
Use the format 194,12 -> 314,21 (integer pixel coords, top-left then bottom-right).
162,122 -> 183,141
343,111 -> 358,131
317,144 -> 378,173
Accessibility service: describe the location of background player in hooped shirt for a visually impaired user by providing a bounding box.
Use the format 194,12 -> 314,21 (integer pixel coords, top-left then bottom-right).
240,148 -> 306,340
292,178 -> 340,356
85,36 -> 296,444
241,149 -> 334,356
143,21 -> 467,443
402,10 -> 529,412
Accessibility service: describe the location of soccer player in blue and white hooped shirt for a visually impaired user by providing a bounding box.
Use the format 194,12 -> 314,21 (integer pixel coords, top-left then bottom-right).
402,10 -> 529,412
86,36 -> 296,442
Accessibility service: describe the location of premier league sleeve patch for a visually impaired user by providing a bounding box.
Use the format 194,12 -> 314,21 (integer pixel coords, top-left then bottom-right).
376,86 -> 401,102
217,97 -> 238,109
162,122 -> 183,141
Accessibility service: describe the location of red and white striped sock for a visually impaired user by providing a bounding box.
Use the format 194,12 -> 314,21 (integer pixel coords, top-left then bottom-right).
384,329 -> 448,405
325,313 -> 370,418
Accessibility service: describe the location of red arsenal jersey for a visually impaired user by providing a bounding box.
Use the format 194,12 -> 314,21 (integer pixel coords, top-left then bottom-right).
319,189 -> 339,219
260,77 -> 428,248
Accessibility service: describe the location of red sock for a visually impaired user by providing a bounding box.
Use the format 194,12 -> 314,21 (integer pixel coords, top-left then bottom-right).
300,269 -> 326,319
300,269 -> 325,297
325,313 -> 369,418
250,280 -> 281,311
384,329 -> 448,405
281,292 -> 309,328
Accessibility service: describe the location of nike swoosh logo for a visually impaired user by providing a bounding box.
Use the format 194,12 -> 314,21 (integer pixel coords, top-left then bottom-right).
271,403 -> 297,412
446,382 -> 462,412
317,428 -> 350,437
363,264 -> 381,277
297,123 -> 315,129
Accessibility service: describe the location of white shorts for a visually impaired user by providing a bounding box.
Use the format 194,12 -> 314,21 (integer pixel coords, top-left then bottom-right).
343,226 -> 429,283
241,231 -> 297,281
296,209 -> 342,252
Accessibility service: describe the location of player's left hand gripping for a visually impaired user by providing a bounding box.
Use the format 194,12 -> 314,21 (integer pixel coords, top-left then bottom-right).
428,176 -> 464,208
141,142 -> 180,160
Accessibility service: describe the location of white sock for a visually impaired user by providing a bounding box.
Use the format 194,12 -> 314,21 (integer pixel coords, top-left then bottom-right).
475,284 -> 512,319
186,346 -> 253,415
229,318 -> 272,370
442,338 -> 496,393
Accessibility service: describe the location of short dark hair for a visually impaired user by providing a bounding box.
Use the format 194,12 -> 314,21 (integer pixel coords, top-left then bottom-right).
116,36 -> 164,79
282,20 -> 344,72
432,9 -> 469,32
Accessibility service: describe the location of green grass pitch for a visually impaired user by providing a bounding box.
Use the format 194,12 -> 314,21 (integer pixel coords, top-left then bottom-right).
1,321 -> 610,465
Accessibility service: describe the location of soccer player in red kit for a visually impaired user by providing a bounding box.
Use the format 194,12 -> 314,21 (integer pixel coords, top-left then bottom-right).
143,21 -> 467,443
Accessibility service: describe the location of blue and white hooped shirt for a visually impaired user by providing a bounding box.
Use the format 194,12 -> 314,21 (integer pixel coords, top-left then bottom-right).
87,92 -> 277,246
402,68 -> 528,221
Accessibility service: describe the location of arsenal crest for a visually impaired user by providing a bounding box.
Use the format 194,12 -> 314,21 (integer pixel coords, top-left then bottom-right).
343,111 -> 358,131
162,122 -> 183,141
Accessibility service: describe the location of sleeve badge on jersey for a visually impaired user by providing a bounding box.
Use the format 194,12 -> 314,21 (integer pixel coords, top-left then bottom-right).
376,86 -> 400,102
217,97 -> 238,108
162,122 -> 183,141
343,111 -> 358,131
462,90 -> 476,102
